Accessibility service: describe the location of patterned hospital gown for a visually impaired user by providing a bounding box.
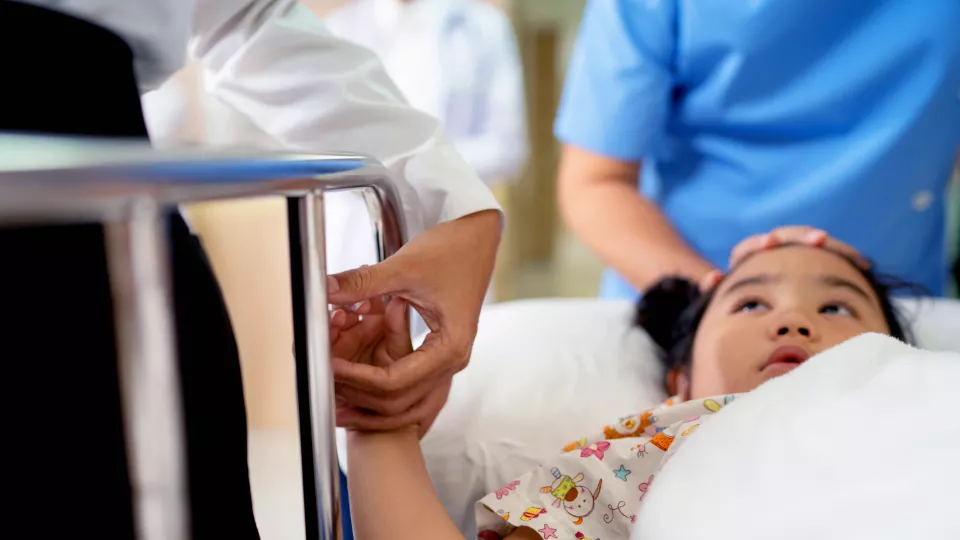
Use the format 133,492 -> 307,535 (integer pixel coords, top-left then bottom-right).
475,394 -> 740,540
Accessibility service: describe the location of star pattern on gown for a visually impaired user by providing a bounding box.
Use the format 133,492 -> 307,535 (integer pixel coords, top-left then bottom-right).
537,523 -> 557,539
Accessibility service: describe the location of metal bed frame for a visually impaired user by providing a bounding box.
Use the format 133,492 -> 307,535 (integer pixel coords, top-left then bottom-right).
0,133 -> 408,540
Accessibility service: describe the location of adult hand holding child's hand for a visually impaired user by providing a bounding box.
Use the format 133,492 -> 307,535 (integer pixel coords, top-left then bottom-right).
330,296 -> 411,369
328,210 -> 500,436
329,297 -> 447,438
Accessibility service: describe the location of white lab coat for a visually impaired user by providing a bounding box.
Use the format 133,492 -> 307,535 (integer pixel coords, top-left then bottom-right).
136,0 -> 515,310
324,0 -> 529,187
26,0 -> 501,244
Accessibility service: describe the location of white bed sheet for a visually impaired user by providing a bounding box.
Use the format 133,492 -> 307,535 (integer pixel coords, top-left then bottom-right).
634,332 -> 960,539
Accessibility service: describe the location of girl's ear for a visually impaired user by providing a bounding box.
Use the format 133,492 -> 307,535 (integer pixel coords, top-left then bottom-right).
666,368 -> 691,400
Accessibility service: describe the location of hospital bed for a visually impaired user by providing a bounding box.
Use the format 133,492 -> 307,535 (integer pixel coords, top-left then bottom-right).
0,134 -> 402,540
6,134 -> 959,539
388,295 -> 960,536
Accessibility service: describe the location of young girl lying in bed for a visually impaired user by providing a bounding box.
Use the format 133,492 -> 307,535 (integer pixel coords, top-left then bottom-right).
332,230 -> 912,540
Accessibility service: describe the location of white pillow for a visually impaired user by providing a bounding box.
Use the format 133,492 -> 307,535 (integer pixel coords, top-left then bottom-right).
895,297 -> 960,352
338,297 -> 960,535
633,332 -> 960,539
420,299 -> 667,534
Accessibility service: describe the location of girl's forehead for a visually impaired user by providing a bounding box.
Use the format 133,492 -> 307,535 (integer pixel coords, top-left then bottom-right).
720,245 -> 881,307
728,245 -> 862,280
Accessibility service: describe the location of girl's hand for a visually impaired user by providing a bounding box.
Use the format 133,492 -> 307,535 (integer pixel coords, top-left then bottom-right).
329,298 -> 384,368
330,294 -> 414,367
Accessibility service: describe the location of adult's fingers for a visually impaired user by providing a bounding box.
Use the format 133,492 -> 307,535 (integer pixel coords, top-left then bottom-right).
331,336 -> 459,396
415,380 -> 451,439
333,377 -> 435,417
797,228 -> 828,246
728,226 -> 870,271
767,226 -> 870,269
698,269 -> 723,293
335,380 -> 451,438
728,233 -> 778,269
327,259 -> 407,307
729,226 -> 824,268
336,405 -> 415,432
813,236 -> 871,269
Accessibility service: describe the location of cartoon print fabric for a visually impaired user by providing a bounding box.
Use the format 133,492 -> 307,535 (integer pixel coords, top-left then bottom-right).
475,394 -> 739,539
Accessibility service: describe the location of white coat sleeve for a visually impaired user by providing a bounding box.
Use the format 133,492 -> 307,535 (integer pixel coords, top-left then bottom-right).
189,0 -> 501,239
449,9 -> 529,186
141,78 -> 194,148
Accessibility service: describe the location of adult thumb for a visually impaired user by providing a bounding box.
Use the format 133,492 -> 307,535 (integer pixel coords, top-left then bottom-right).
328,260 -> 404,305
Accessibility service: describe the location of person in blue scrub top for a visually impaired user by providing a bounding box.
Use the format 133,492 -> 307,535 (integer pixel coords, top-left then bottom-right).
555,0 -> 960,299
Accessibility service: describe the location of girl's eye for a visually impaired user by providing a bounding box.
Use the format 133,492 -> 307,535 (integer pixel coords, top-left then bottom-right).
820,303 -> 854,317
735,300 -> 767,313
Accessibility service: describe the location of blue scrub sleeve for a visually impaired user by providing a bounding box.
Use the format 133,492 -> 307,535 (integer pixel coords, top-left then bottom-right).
554,0 -> 677,161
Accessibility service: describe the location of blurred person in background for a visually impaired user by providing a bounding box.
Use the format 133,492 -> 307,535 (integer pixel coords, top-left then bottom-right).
143,0 -> 526,303
322,0 -> 529,308
324,0 -> 529,189
2,0 -> 502,538
555,0 -> 960,300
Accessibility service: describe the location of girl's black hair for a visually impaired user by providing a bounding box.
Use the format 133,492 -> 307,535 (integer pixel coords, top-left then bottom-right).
634,244 -> 920,390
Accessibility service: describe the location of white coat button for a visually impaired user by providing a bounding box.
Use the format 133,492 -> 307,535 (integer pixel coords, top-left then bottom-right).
912,190 -> 933,212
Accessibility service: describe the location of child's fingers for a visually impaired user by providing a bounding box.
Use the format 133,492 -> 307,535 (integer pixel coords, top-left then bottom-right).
330,308 -> 359,346
336,309 -> 366,332
336,294 -> 387,317
329,308 -> 346,343
330,315 -> 384,363
343,300 -> 371,314
365,294 -> 387,316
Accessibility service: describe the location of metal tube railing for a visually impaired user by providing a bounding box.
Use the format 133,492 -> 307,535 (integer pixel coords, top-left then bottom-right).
0,134 -> 408,540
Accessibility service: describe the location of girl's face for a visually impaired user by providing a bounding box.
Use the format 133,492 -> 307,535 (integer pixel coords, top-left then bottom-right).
680,246 -> 892,399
